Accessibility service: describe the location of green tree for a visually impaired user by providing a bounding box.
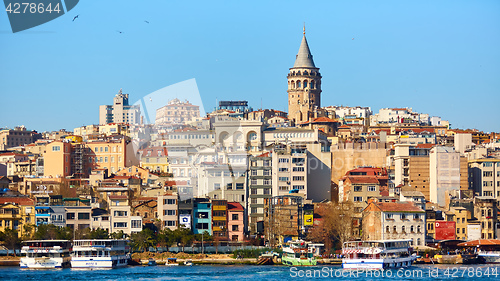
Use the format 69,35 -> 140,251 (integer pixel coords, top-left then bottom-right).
0,228 -> 21,257
157,228 -> 174,250
110,230 -> 128,239
89,228 -> 109,239
33,224 -> 73,240
130,228 -> 156,252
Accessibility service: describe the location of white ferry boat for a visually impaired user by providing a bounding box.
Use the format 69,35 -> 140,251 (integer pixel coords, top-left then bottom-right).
478,251 -> 500,264
342,239 -> 415,269
71,239 -> 130,268
20,240 -> 72,268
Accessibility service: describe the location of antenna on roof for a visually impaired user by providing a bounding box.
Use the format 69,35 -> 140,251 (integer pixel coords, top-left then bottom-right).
303,22 -> 305,35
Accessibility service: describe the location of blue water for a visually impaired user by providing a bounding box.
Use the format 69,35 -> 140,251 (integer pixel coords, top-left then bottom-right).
0,264 -> 499,280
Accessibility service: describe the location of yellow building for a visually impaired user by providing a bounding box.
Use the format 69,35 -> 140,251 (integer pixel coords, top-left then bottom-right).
0,197 -> 35,238
138,147 -> 169,174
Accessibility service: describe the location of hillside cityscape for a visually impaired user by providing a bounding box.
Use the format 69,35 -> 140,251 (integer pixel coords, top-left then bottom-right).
1,29 -> 499,257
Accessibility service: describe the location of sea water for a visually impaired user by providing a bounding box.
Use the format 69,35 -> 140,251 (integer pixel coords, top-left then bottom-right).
0,264 -> 499,280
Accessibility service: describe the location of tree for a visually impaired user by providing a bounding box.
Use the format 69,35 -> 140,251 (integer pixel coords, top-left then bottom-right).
33,224 -> 72,240
157,228 -> 174,250
306,201 -> 354,253
130,228 -> 156,252
89,228 -> 109,239
0,228 -> 21,257
110,230 -> 128,239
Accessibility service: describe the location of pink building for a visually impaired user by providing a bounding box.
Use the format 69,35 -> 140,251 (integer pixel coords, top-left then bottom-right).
228,202 -> 244,242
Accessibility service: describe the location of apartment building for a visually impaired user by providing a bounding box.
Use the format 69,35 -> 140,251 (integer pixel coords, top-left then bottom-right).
0,126 -> 40,150
212,199 -> 228,239
469,158 -> 500,198
0,196 -> 35,238
362,199 -> 425,247
99,91 -> 140,125
157,192 -> 179,230
155,98 -> 200,126
228,202 -> 244,242
249,152 -> 272,234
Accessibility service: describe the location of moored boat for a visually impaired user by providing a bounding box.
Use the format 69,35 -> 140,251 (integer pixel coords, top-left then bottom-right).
20,240 -> 71,269
71,239 -> 130,268
281,240 -> 317,266
342,239 -> 415,270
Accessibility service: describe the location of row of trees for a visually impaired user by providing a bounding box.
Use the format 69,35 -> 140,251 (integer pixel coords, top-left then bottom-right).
0,224 -> 213,256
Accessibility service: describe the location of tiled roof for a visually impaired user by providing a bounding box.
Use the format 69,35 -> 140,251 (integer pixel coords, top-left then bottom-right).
256,152 -> 270,157
346,176 -> 380,184
457,239 -> 500,247
0,197 -> 34,205
375,202 -> 424,213
227,202 -> 244,211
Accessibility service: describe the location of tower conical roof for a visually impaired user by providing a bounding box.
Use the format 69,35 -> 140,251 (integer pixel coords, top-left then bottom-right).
293,35 -> 316,68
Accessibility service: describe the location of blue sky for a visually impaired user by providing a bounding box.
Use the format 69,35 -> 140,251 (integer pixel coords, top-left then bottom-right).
0,0 -> 499,132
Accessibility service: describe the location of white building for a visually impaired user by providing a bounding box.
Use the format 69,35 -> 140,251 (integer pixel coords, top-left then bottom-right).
429,146 -> 461,206
370,108 -> 430,126
99,90 -> 141,125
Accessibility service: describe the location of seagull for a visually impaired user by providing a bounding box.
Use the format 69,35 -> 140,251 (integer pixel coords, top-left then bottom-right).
352,38 -> 354,40
117,30 -> 123,34
149,97 -> 152,102
73,15 -> 79,21
144,20 -> 149,24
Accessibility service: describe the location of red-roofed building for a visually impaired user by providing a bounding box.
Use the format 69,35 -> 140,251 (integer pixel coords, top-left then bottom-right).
362,199 -> 425,247
0,196 -> 35,237
227,202 -> 244,242
339,167 -> 389,238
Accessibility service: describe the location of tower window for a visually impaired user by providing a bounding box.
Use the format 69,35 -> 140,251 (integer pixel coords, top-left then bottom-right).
311,81 -> 315,89
303,80 -> 308,89
297,81 -> 301,88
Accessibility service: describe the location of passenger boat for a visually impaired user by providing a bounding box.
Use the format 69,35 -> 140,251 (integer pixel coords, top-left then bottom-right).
20,240 -> 71,268
457,239 -> 500,264
281,240 -> 317,266
71,239 -> 130,268
342,239 -> 415,269
478,251 -> 500,264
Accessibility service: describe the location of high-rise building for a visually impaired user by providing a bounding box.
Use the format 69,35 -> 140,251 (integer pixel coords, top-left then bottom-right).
99,90 -> 140,125
287,28 -> 322,124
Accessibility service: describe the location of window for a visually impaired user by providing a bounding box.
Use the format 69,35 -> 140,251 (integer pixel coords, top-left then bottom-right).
386,213 -> 393,219
251,170 -> 257,176
393,226 -> 397,233
263,179 -> 271,185
483,162 -> 493,167
52,146 -> 60,151
232,214 -> 238,220
226,183 -> 233,190
292,176 -> 304,181
417,225 -> 421,233
164,210 -> 176,216
113,211 -> 128,217
196,223 -> 208,229
402,226 -> 406,233
353,186 -> 362,192
386,226 -> 390,233
279,158 -> 289,163
353,196 -> 363,202
236,183 -> 244,190
279,167 -> 289,172
78,213 -> 90,220
292,185 -> 304,190
401,214 -> 407,220
279,177 -> 289,182
368,186 -> 376,192
164,199 -> 176,205
113,222 -> 127,228
131,220 -> 141,229
483,171 -> 493,177
414,214 -> 420,220
232,225 -> 238,231
66,213 -> 75,220
410,225 -> 414,233
292,167 -> 304,172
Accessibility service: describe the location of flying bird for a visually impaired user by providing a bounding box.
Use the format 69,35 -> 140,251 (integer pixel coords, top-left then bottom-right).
352,38 -> 354,40
149,97 -> 152,102
117,30 -> 123,34
144,20 -> 149,24
73,15 -> 79,21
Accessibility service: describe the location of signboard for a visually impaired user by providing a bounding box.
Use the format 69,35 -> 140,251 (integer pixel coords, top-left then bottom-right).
467,224 -> 481,241
435,221 -> 456,240
179,214 -> 191,229
304,214 -> 313,226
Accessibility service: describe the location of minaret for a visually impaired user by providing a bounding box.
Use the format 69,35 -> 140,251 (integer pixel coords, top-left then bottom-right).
287,26 -> 322,124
